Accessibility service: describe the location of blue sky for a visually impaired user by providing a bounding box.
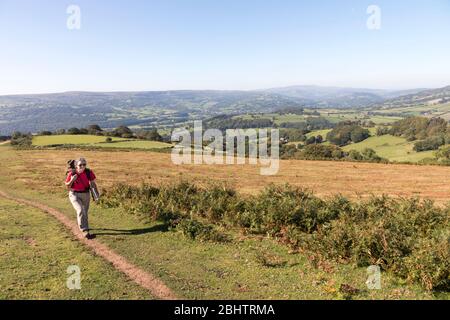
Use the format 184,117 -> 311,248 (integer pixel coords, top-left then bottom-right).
0,0 -> 449,94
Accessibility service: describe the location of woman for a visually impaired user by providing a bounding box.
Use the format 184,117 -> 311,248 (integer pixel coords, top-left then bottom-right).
65,157 -> 97,240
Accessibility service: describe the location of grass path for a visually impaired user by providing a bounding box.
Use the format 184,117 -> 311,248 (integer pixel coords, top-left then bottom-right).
0,190 -> 178,300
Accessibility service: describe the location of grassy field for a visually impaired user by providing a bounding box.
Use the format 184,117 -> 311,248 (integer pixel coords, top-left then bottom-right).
4,146 -> 450,204
0,146 -> 443,299
0,197 -> 153,299
92,140 -> 172,149
343,135 -> 435,162
33,135 -> 127,146
235,111 -> 403,126
32,135 -> 172,150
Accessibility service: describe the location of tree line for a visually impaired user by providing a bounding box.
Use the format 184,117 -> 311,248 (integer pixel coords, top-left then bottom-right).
38,124 -> 164,141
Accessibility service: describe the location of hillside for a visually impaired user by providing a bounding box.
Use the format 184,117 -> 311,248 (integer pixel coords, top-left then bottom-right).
263,85 -> 426,108
0,90 -> 306,135
1,85 -> 450,135
375,86 -> 450,109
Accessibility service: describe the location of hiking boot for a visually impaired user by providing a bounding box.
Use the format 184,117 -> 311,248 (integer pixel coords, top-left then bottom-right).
85,233 -> 96,240
82,231 -> 95,240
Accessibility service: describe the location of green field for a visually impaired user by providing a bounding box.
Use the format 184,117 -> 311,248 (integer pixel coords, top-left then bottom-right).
32,135 -> 172,150
306,129 -> 332,139
93,140 -> 172,149
343,135 -> 435,162
235,111 -> 403,127
0,197 -> 153,299
33,135 -> 127,146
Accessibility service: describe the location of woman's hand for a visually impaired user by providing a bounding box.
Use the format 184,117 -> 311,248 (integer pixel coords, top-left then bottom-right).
71,174 -> 78,182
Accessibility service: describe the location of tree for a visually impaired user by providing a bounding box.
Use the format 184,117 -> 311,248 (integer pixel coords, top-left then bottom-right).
435,145 -> 450,161
316,135 -> 323,144
348,150 -> 363,161
10,132 -> 32,147
305,136 -> 317,145
350,127 -> 370,143
327,123 -> 370,146
67,127 -> 81,135
376,126 -> 390,136
136,129 -> 163,141
414,136 -> 445,152
300,144 -> 345,159
389,116 -> 448,141
146,129 -> 163,141
87,124 -> 102,132
112,126 -> 133,138
86,124 -> 103,135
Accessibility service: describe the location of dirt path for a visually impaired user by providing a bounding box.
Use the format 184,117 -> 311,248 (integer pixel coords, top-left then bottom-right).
0,190 -> 178,300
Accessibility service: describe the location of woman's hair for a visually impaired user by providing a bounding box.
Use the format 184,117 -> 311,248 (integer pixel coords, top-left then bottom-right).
76,157 -> 87,166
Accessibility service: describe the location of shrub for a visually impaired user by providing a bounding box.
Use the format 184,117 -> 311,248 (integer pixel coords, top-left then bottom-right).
177,219 -> 228,243
299,144 -> 345,160
435,145 -> 450,161
402,230 -> 449,291
10,132 -> 32,148
100,181 -> 449,291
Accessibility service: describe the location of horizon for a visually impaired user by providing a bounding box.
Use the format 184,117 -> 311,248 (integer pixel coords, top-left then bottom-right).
0,83 -> 444,97
1,0 -> 449,95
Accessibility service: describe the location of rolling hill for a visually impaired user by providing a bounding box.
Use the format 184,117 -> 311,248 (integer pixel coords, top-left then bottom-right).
1,85 -> 449,135
263,85 -> 426,108
0,91 -> 306,135
375,86 -> 450,109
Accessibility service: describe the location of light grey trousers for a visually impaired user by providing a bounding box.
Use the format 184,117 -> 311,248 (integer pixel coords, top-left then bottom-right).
69,191 -> 90,232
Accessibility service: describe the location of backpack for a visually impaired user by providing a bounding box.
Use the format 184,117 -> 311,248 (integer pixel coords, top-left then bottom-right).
85,168 -> 92,181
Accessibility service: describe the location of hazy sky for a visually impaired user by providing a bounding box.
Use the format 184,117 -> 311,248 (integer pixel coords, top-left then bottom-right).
0,0 -> 449,94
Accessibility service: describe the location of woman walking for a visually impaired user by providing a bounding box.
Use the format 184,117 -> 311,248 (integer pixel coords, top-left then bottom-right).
65,157 -> 97,240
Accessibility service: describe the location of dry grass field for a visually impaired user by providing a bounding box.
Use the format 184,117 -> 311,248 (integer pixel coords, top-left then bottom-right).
4,146 -> 450,204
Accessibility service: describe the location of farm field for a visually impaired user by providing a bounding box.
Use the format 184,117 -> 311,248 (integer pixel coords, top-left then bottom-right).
0,146 -> 443,300
33,135 -> 127,146
2,145 -> 450,204
32,135 -> 172,150
342,135 -> 435,162
234,111 -> 402,126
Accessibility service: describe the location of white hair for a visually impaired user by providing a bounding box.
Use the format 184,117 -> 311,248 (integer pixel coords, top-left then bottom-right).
76,157 -> 87,166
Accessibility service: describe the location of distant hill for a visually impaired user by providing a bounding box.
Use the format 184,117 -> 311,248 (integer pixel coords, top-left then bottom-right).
0,90 -> 305,135
0,85 -> 448,135
376,86 -> 450,109
263,85 -> 427,108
